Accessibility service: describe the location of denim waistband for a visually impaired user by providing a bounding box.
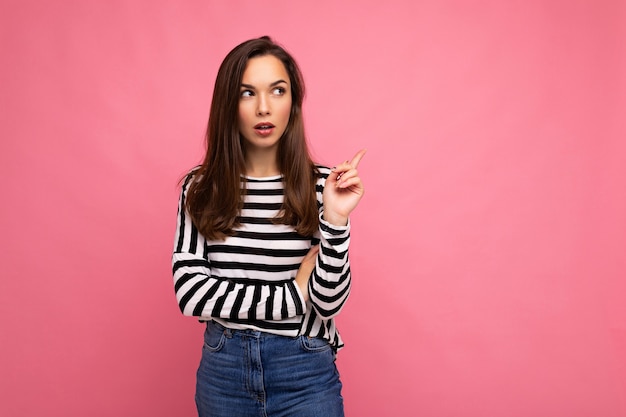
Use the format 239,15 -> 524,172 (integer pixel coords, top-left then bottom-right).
209,320 -> 294,339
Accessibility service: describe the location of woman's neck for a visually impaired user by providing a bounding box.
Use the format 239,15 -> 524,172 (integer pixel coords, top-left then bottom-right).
244,148 -> 280,177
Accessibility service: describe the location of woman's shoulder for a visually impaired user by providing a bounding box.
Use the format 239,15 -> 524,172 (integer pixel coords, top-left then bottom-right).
314,164 -> 331,178
313,165 -> 331,192
180,165 -> 202,188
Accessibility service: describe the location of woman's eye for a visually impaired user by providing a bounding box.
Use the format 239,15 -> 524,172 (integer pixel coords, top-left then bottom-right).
240,90 -> 254,98
272,87 -> 286,95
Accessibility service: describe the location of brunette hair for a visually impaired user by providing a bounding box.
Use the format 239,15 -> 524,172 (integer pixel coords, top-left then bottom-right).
185,36 -> 319,240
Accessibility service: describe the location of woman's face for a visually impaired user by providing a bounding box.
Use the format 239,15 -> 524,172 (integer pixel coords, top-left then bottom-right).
238,55 -> 292,153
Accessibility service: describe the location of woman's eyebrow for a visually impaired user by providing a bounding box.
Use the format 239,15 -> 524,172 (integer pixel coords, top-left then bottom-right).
240,79 -> 288,89
270,79 -> 288,86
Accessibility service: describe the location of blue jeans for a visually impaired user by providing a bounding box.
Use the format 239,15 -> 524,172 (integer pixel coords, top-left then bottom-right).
195,321 -> 344,417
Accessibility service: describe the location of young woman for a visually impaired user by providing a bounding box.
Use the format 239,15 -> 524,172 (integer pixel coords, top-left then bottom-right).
172,36 -> 365,417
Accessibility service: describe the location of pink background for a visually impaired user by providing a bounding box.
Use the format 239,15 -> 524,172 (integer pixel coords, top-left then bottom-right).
1,1 -> 625,416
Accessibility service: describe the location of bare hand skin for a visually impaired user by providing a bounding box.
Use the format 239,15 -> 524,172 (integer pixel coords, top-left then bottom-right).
322,149 -> 367,226
295,245 -> 319,302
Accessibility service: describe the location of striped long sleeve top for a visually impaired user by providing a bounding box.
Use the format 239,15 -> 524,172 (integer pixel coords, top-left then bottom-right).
172,166 -> 351,350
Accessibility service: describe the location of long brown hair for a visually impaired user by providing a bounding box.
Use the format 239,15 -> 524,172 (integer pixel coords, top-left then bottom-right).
185,36 -> 319,241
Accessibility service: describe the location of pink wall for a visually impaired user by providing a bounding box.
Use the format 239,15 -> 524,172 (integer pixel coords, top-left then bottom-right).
1,1 -> 625,416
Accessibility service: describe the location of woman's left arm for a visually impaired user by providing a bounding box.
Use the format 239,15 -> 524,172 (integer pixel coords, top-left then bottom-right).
308,150 -> 366,319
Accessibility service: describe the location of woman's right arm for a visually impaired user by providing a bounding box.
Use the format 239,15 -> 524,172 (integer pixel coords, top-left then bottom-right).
172,175 -> 306,321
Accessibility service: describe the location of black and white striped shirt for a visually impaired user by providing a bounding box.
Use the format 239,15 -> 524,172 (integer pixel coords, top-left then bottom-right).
172,166 -> 351,350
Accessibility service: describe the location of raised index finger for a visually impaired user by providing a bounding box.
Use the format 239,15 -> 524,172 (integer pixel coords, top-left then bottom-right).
349,149 -> 367,168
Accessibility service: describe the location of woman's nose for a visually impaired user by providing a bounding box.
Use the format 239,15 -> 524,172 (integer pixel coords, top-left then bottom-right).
256,95 -> 270,116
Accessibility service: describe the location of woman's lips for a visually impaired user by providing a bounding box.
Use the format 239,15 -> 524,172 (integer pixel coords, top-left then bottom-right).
254,122 -> 275,136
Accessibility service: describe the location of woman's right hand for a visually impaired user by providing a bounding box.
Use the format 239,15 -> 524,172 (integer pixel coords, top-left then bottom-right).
295,245 -> 319,303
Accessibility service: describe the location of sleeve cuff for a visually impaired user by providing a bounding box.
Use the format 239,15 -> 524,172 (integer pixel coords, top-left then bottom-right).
288,280 -> 307,316
318,211 -> 350,236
